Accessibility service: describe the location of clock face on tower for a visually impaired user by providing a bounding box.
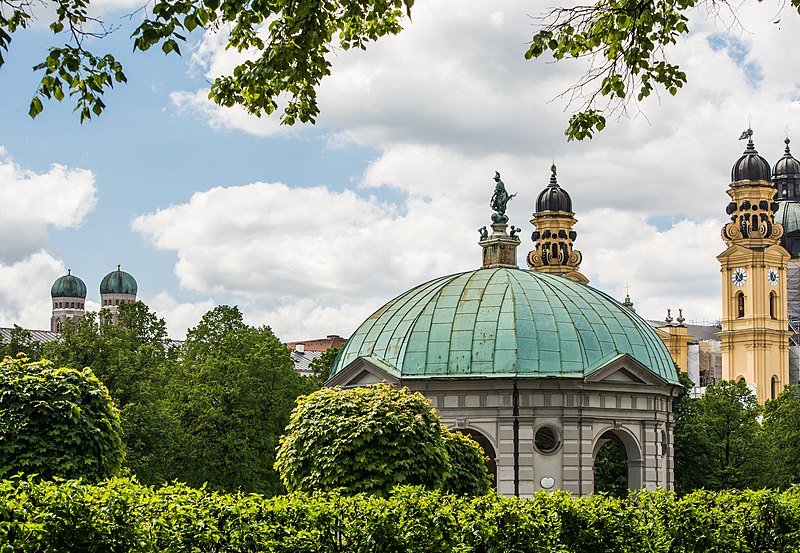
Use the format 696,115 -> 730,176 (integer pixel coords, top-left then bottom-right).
732,267 -> 747,286
768,267 -> 779,286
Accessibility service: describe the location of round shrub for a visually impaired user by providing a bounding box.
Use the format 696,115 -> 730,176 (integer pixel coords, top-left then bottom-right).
275,384 -> 449,495
0,356 -> 123,481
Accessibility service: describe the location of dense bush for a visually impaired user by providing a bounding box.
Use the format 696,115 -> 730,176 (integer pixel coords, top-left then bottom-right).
275,384 -> 492,496
2,477 -> 800,552
0,357 -> 123,482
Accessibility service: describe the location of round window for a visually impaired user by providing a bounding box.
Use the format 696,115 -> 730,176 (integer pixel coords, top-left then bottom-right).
534,425 -> 561,454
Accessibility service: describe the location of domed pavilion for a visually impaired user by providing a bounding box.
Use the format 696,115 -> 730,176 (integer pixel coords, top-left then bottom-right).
329,171 -> 681,497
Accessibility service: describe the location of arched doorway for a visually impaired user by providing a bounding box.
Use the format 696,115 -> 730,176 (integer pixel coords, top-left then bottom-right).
455,428 -> 497,489
592,430 -> 642,495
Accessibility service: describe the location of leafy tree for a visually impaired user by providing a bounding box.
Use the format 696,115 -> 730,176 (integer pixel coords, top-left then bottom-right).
0,356 -> 123,481
762,384 -> 800,488
691,380 -> 770,490
43,302 -> 180,485
673,371 -> 714,495
275,383 -> 491,496
308,345 -> 342,384
0,325 -> 44,360
169,305 -> 316,494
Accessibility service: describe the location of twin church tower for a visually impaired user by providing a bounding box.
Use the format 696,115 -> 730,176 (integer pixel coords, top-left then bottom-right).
49,266 -> 138,331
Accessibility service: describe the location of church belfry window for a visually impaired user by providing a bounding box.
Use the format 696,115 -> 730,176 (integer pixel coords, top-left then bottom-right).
772,375 -> 779,399
737,292 -> 745,318
770,292 -> 777,319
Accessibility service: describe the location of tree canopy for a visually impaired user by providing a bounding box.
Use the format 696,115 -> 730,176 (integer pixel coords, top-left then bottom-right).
2,0 -> 756,138
0,356 -> 123,482
169,305 -> 317,494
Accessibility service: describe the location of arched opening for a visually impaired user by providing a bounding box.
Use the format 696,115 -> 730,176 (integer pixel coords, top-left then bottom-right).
771,375 -> 780,400
454,428 -> 497,490
737,292 -> 745,318
593,430 -> 641,496
770,292 -> 776,319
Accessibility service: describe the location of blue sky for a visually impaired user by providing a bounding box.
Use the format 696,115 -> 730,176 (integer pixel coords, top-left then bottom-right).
2,0 -> 799,340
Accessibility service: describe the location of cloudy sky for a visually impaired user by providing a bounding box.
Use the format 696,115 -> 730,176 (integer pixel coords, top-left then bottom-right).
1,0 -> 799,340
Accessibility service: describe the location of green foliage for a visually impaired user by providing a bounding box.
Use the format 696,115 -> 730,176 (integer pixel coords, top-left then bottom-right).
170,305 -> 317,494
673,378 -> 774,493
594,437 -> 628,498
308,345 -> 341,383
763,385 -> 800,488
5,0 -> 414,124
441,431 -> 491,496
673,371 -> 714,495
3,479 -> 800,551
43,302 -> 181,486
276,383 -> 451,495
0,325 -> 43,360
526,0 -> 692,140
0,357 -> 123,482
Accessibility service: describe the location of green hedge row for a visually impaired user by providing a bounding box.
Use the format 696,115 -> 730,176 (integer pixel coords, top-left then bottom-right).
1,477 -> 800,552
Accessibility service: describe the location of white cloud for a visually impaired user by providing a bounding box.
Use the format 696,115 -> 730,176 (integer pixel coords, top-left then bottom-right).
0,150 -> 96,263
154,0 -> 800,337
145,292 -> 217,340
0,251 -> 64,331
0,150 -> 96,330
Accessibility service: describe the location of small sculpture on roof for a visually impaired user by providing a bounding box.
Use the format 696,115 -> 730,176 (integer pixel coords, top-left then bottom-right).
479,226 -> 488,240
490,171 -> 516,223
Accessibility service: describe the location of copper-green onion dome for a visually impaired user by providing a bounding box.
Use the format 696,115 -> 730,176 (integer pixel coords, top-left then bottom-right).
51,270 -> 87,298
100,266 -> 138,295
332,267 -> 679,383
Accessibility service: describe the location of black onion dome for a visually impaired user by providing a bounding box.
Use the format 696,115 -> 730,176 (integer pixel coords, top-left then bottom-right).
536,164 -> 573,212
732,137 -> 771,182
773,138 -> 800,180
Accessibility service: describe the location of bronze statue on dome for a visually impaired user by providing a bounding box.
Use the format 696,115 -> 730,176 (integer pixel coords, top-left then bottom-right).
490,171 -> 516,223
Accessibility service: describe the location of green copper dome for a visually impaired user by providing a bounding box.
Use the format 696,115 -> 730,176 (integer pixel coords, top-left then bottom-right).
332,268 -> 678,383
100,267 -> 138,295
51,271 -> 87,298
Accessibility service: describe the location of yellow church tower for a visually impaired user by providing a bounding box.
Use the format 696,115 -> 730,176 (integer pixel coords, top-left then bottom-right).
718,129 -> 791,403
527,164 -> 589,284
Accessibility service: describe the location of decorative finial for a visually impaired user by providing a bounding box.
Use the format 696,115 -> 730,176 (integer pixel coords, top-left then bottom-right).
621,283 -> 635,312
67,268 -> 71,275
739,127 -> 753,141
117,264 -> 121,271
677,308 -> 685,325
490,172 -> 516,224
665,308 -> 673,324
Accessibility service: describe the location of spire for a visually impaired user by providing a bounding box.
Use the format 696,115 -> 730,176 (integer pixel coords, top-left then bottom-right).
480,172 -> 520,269
622,283 -> 635,312
548,163 -> 558,187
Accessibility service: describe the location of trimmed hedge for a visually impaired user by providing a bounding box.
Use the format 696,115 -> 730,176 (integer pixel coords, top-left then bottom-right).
1,477 -> 800,552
